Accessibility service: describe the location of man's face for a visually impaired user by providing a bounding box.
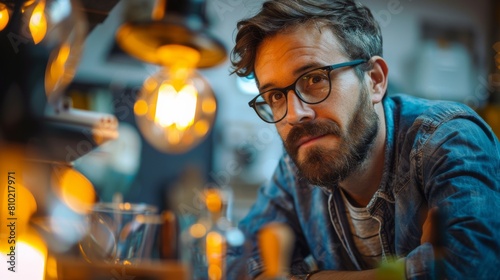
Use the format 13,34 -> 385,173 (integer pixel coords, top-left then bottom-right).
254,23 -> 379,187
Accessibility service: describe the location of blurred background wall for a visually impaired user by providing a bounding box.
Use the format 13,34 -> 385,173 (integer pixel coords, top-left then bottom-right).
69,0 -> 500,224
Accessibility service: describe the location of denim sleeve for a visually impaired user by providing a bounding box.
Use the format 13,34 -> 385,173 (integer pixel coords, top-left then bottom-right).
406,115 -> 500,279
226,156 -> 311,279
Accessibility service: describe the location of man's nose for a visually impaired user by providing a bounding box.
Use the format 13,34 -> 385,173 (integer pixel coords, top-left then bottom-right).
285,90 -> 314,124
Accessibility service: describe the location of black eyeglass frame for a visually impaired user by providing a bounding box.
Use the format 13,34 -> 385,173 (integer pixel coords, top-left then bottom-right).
248,59 -> 367,123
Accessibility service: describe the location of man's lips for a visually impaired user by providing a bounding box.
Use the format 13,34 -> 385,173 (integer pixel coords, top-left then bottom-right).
296,134 -> 327,149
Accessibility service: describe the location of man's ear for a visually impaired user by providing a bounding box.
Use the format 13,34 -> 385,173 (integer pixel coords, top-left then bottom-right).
366,56 -> 389,104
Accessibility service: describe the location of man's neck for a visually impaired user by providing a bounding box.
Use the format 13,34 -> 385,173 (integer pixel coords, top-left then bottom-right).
340,104 -> 386,207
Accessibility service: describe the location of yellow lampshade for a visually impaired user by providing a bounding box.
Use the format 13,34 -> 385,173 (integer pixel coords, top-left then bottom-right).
115,0 -> 226,68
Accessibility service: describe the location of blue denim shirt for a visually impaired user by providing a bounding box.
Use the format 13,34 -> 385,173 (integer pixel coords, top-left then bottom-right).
227,94 -> 500,280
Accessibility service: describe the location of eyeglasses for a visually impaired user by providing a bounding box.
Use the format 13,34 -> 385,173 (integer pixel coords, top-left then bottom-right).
248,59 -> 366,123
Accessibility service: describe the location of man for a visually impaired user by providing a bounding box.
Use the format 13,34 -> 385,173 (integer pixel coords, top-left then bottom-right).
226,0 -> 500,279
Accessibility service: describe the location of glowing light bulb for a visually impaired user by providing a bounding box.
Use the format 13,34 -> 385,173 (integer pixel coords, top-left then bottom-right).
0,145 -> 44,279
50,165 -> 95,214
206,231 -> 225,280
19,0 -> 87,104
28,0 -> 47,44
190,223 -> 207,238
134,64 -> 217,153
0,145 -> 38,253
0,3 -> 9,31
154,82 -> 198,129
0,228 -> 47,280
205,189 -> 223,213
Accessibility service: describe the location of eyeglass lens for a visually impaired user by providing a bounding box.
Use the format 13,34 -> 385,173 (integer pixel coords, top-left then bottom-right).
254,68 -> 331,123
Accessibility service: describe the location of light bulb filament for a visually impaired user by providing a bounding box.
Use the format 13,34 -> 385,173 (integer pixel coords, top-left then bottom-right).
154,82 -> 198,131
134,68 -> 216,153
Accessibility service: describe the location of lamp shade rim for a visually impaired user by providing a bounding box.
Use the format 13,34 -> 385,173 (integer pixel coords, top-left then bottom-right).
115,21 -> 227,68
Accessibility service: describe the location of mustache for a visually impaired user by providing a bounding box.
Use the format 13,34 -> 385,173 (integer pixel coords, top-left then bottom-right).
285,120 -> 342,149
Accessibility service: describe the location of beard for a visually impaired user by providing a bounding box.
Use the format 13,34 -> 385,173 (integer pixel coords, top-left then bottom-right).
283,86 -> 380,188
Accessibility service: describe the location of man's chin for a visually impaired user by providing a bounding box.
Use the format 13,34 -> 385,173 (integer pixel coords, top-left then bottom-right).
295,150 -> 317,171
294,149 -> 342,186
298,165 -> 341,187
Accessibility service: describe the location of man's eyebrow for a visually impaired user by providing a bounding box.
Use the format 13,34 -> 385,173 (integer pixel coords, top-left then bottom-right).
258,82 -> 274,93
293,63 -> 319,76
257,63 -> 321,92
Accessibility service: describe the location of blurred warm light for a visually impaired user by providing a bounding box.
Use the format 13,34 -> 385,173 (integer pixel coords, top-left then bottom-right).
154,45 -> 200,133
45,255 -> 58,280
45,43 -> 71,94
202,98 -> 217,114
190,223 -> 207,239
259,229 -> 280,277
2,183 -> 38,237
18,231 -> 47,279
28,0 -> 47,44
0,3 -> 9,31
143,77 -> 158,91
134,99 -> 148,116
205,189 -> 222,213
123,202 -> 132,210
155,83 -> 197,129
194,120 -> 210,136
135,67 -> 217,153
208,265 -> 222,280
0,228 -> 47,280
206,231 -> 225,280
0,185 -> 37,251
157,45 -> 200,67
0,145 -> 37,254
167,130 -> 181,145
51,166 -> 95,214
258,223 -> 295,278
17,0 -> 88,103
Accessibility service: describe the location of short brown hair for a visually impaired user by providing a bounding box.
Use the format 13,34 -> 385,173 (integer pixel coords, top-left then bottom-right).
230,0 -> 382,79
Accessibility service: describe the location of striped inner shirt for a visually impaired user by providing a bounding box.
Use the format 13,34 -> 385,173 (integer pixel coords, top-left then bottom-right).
340,189 -> 382,268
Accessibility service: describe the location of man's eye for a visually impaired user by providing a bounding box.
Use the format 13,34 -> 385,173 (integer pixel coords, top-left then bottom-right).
304,73 -> 328,86
265,91 -> 284,104
270,92 -> 284,102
